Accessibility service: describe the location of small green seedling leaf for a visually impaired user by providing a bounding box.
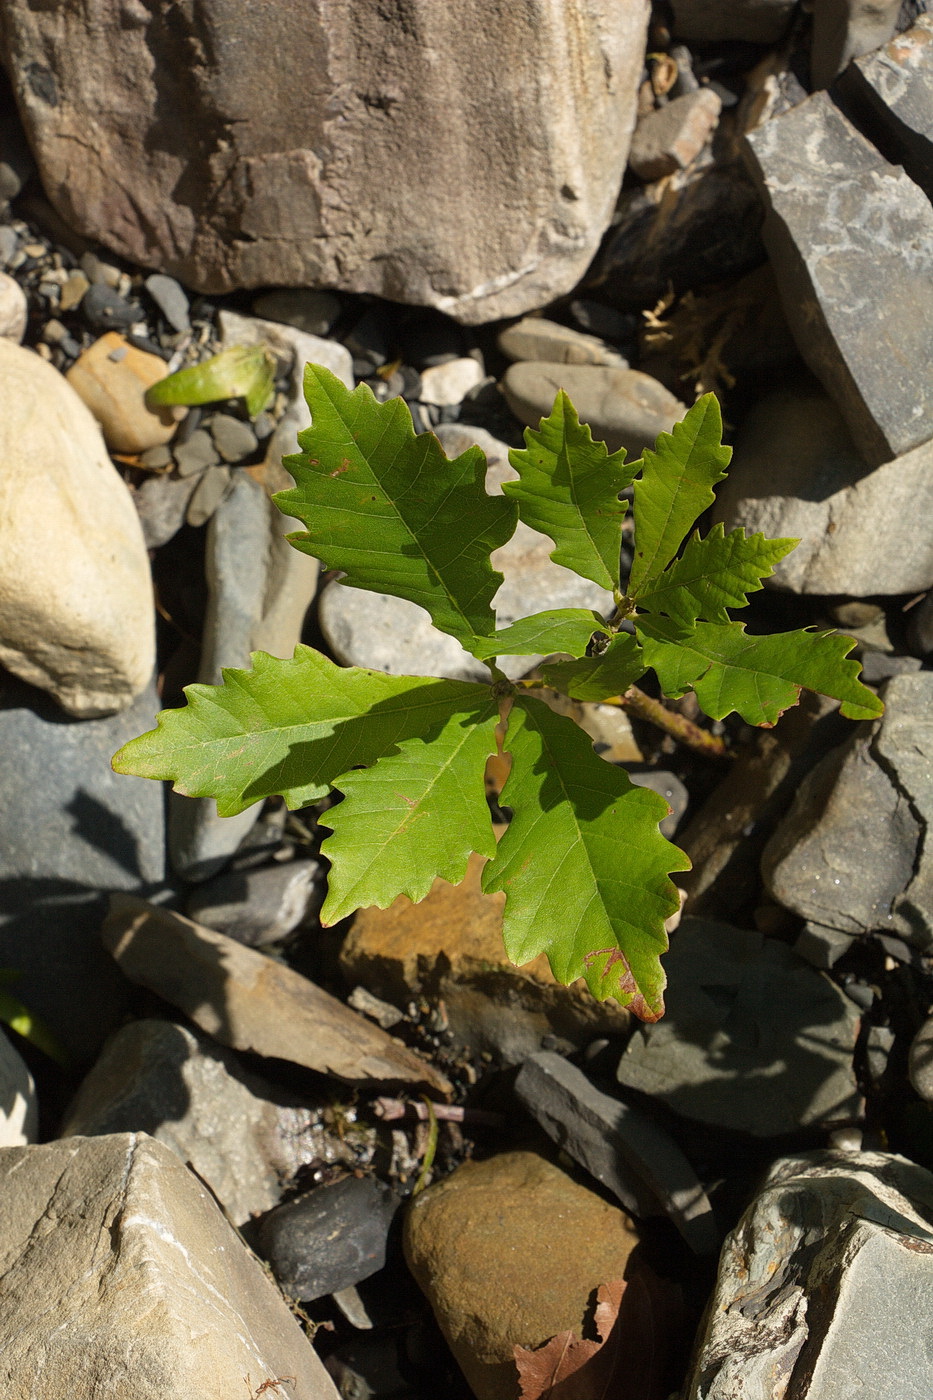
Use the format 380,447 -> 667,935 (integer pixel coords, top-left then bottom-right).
637,616 -> 884,725
113,646 -> 486,815
630,394 -> 731,596
275,365 -> 517,653
145,343 -> 275,417
504,390 -> 636,591
635,523 -> 797,629
470,609 -> 609,661
540,632 -> 646,702
0,977 -> 68,1066
483,697 -> 690,1017
320,696 -> 500,922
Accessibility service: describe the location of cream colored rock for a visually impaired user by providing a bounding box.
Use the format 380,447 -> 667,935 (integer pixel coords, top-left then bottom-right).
0,1133 -> 341,1400
0,1028 -> 37,1146
0,340 -> 154,715
0,270 -> 27,340
66,331 -> 179,453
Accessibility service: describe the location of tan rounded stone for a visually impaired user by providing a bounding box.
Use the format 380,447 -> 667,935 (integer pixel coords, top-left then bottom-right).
404,1150 -> 641,1400
0,339 -> 154,715
66,331 -> 180,453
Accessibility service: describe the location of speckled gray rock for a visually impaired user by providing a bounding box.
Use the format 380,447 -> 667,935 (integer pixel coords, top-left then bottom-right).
0,674 -> 164,1061
61,1019 -> 333,1226
764,673 -> 933,949
616,917 -> 862,1136
502,361 -> 685,457
0,1 -> 650,323
0,1133 -> 341,1400
259,1175 -> 401,1301
744,91 -> 933,465
715,389 -> 933,593
671,0 -> 796,43
842,16 -> 933,196
684,1151 -> 933,1400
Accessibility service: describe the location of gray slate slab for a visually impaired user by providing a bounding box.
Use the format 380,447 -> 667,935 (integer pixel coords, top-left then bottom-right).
841,15 -> 933,195
514,1051 -> 718,1254
616,917 -> 862,1136
744,90 -> 933,465
685,1150 -> 933,1400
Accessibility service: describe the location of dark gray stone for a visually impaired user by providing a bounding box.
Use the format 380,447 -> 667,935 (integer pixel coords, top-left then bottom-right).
80,282 -> 140,332
132,471 -> 200,550
513,1051 -> 718,1254
61,1019 -> 343,1226
252,289 -> 342,337
794,923 -> 856,970
0,673 -> 165,1060
764,673 -> 933,949
843,16 -> 933,196
684,1151 -> 933,1400
207,412 -> 259,464
185,857 -> 324,946
173,428 -> 219,477
616,917 -> 862,1136
259,1175 -> 401,1302
744,91 -> 933,465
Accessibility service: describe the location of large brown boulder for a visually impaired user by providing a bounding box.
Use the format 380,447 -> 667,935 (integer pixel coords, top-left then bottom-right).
0,1 -> 649,322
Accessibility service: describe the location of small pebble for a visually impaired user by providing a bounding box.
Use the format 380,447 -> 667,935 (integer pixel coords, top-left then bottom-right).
144,272 -> 191,333
138,444 -> 173,471
79,251 -> 123,288
81,282 -> 140,331
418,357 -> 484,407
174,428 -> 220,477
208,413 -> 259,463
59,269 -> 90,312
186,464 -> 232,526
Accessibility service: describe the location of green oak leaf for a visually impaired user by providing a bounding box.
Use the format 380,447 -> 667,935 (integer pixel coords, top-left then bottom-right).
471,608 -> 609,661
145,343 -> 276,418
635,523 -> 797,629
637,616 -> 884,726
540,632 -> 646,702
504,390 -> 635,591
483,696 -> 689,1016
630,393 -> 731,596
112,645 -> 488,815
320,697 -> 500,922
274,365 -> 517,651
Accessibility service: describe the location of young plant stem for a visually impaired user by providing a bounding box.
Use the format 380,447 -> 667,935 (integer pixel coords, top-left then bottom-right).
614,684 -> 728,759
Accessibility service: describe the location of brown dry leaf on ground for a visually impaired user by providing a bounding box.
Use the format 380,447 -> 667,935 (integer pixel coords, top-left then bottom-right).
514,1268 -> 680,1400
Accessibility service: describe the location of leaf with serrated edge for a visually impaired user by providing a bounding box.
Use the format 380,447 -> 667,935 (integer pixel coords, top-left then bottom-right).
273,364 -> 517,651
637,617 -> 883,726
540,633 -> 646,702
112,645 -> 489,816
471,609 -> 609,661
503,390 -> 635,591
483,697 -> 689,1017
630,394 -> 730,596
320,698 -> 499,923
635,523 -> 797,629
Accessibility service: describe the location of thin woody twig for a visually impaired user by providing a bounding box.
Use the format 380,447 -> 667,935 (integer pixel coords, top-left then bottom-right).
613,684 -> 728,759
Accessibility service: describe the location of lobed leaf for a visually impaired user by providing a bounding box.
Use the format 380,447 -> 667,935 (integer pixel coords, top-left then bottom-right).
629,394 -> 731,596
540,632 -> 646,702
470,608 -> 609,661
637,617 -> 884,726
112,645 -> 489,816
504,390 -> 635,591
634,523 -> 797,629
483,697 -> 689,1017
320,697 -> 500,923
274,365 -> 517,652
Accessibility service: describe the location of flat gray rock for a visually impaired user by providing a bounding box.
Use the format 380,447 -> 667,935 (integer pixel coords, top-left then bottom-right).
616,917 -> 861,1136
715,388 -> 933,594
62,1019 -> 339,1226
0,674 -> 165,1060
498,316 -> 627,368
684,1150 -> 933,1399
764,672 -> 933,949
514,1051 -> 718,1254
0,1134 -> 340,1399
843,17 -> 933,197
744,90 -> 933,465
186,857 -> 324,946
501,361 -> 685,457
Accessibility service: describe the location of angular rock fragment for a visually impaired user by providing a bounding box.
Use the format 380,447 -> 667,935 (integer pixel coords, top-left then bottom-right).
0,1133 -> 340,1399
842,15 -> 933,196
514,1051 -> 718,1253
764,672 -> 933,949
684,1151 -> 933,1400
102,896 -> 451,1093
628,88 -> 722,181
616,918 -> 862,1136
744,90 -> 933,464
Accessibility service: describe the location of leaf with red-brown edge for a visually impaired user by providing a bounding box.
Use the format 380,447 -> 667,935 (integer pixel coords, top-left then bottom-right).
514,1281 -> 623,1400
